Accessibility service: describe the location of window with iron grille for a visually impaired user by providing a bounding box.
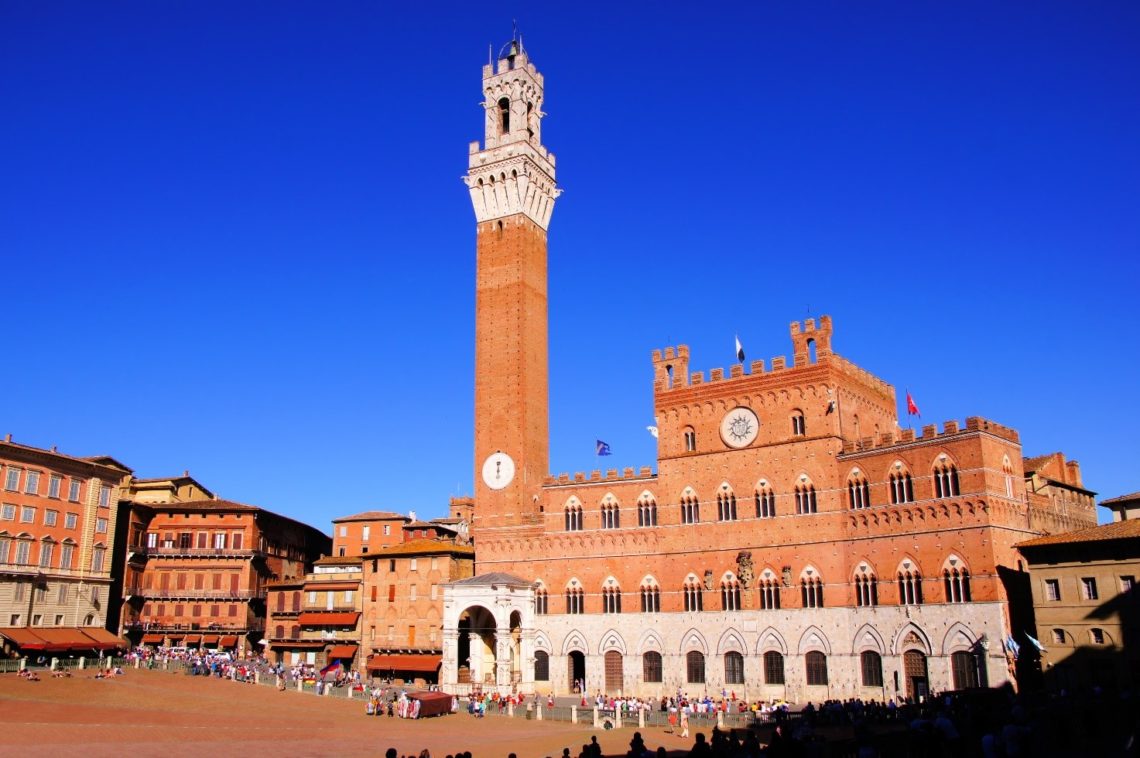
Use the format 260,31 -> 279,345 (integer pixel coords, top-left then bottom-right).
534,651 -> 550,681
643,651 -> 663,683
860,651 -> 883,687
686,651 -> 705,683
724,652 -> 745,684
763,651 -> 785,684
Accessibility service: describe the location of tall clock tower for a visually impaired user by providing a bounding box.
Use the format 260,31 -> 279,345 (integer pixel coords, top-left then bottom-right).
465,40 -> 559,535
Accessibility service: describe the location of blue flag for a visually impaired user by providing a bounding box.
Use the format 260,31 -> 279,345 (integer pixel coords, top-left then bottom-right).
596,440 -> 612,456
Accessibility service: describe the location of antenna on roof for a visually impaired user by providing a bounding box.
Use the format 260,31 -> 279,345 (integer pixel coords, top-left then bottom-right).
488,43 -> 492,65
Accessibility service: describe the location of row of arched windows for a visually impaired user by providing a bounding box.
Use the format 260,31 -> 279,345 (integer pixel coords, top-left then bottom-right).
532,648 -> 984,690
534,558 -> 972,615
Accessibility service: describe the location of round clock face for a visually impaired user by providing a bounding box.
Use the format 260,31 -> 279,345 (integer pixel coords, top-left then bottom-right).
720,407 -> 760,448
481,452 -> 516,490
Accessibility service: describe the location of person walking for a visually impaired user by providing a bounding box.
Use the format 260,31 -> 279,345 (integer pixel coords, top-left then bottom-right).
679,708 -> 690,739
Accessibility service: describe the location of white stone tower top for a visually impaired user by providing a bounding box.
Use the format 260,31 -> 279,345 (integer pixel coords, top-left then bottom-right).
464,39 -> 560,230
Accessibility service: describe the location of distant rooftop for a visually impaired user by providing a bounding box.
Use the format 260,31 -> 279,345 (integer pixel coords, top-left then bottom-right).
1016,519 -> 1140,550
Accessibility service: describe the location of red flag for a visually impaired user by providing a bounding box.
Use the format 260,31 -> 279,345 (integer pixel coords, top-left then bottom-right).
906,391 -> 920,417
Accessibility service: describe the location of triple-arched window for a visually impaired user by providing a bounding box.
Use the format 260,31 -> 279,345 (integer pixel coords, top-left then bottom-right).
680,492 -> 700,524
721,578 -> 741,611
564,502 -> 583,531
600,499 -> 620,530
933,460 -> 960,498
854,569 -> 878,607
637,495 -> 658,527
795,482 -> 817,514
801,573 -> 824,608
602,585 -> 621,614
944,566 -> 971,603
755,483 -> 776,518
759,577 -> 781,610
640,581 -> 660,613
717,490 -> 737,521
565,586 -> 584,614
848,472 -> 871,510
898,567 -> 923,605
683,579 -> 704,612
890,467 -> 915,504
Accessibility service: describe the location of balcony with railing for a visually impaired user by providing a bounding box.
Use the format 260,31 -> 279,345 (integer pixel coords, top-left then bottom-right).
132,546 -> 265,559
123,618 -> 266,633
127,588 -> 262,601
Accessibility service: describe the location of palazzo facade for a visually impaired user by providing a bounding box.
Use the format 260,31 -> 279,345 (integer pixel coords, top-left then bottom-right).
441,40 -> 1096,702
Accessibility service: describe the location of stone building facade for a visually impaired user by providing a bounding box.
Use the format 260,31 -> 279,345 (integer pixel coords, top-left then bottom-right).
0,436 -> 129,656
440,40 -> 1097,702
1016,517 -> 1140,693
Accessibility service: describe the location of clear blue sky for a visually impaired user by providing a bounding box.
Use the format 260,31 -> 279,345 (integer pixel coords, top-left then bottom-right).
3,2 -> 1137,533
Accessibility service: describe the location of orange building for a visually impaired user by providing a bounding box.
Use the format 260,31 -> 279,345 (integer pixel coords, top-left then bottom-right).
0,436 -> 129,656
119,498 -> 329,655
266,555 -> 362,670
331,510 -> 410,557
363,538 -> 475,684
440,40 -> 1097,701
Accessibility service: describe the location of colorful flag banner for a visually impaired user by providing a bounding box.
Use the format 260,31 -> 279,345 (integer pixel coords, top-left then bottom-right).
596,440 -> 612,456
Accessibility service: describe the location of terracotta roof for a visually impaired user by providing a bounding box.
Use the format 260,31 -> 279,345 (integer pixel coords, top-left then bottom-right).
313,555 -> 364,566
1102,491 -> 1140,506
1016,519 -> 1140,549
145,499 -> 329,536
332,510 -> 409,523
403,521 -> 439,529
0,439 -> 133,474
371,539 -> 474,558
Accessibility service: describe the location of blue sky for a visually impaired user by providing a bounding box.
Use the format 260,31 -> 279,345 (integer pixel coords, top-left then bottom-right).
3,2 -> 1137,533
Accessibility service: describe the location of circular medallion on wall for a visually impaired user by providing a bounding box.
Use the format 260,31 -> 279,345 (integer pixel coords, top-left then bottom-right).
481,451 -> 516,490
719,407 -> 760,448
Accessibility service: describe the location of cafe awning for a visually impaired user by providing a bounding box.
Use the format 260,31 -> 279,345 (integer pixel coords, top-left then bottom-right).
219,635 -> 238,647
0,628 -> 47,650
78,628 -> 127,650
366,654 -> 441,673
202,635 -> 219,645
326,644 -> 358,659
184,634 -> 202,644
298,612 -> 359,626
141,633 -> 164,644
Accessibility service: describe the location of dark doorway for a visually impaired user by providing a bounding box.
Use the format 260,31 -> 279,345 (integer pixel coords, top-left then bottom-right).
568,650 -> 585,692
604,650 -> 623,693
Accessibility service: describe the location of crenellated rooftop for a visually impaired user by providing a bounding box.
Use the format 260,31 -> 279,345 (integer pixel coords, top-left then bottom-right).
544,466 -> 656,488
839,416 -> 1020,455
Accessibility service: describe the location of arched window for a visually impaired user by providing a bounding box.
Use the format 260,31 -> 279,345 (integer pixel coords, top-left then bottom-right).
791,410 -> 806,436
755,482 -> 776,519
14,537 -> 31,565
686,651 -> 705,683
889,466 -> 915,504
535,650 -> 550,681
565,586 -> 584,614
1003,456 -> 1015,499
763,651 -> 785,684
854,567 -> 878,607
602,584 -> 622,614
274,624 -> 284,639
897,566 -> 923,606
933,459 -> 960,499
717,489 -> 737,521
498,97 -> 510,135
805,651 -> 828,685
950,651 -> 980,689
534,585 -> 549,615
683,578 -> 704,612
795,481 -> 817,514
564,501 -> 583,531
721,578 -> 741,611
640,581 -> 660,613
801,573 -> 823,608
292,591 -> 301,612
91,544 -> 106,573
759,576 -> 781,610
38,538 -> 54,568
724,651 -> 745,684
680,491 -> 700,524
848,471 -> 871,509
637,495 -> 658,527
601,498 -> 620,529
683,427 -> 696,452
860,651 -> 883,687
943,567 -> 971,603
275,593 -> 285,613
643,651 -> 663,683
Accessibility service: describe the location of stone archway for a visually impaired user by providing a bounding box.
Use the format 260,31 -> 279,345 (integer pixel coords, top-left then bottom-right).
458,605 -> 498,686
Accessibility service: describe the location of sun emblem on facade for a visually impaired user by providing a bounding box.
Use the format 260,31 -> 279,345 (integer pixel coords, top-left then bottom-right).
719,406 -> 759,448
728,413 -> 753,442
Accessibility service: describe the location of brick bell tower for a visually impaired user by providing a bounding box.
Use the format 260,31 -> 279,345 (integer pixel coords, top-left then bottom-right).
465,39 -> 559,535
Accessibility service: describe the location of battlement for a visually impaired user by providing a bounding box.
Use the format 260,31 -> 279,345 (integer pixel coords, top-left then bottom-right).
839,416 -> 1021,454
828,354 -> 895,399
544,466 -> 656,488
789,316 -> 833,367
652,345 -> 690,390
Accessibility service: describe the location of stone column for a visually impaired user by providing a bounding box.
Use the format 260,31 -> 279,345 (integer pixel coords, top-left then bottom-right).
495,627 -> 512,690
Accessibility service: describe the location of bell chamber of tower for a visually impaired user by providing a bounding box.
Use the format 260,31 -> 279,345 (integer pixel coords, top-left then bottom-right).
469,40 -> 560,536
